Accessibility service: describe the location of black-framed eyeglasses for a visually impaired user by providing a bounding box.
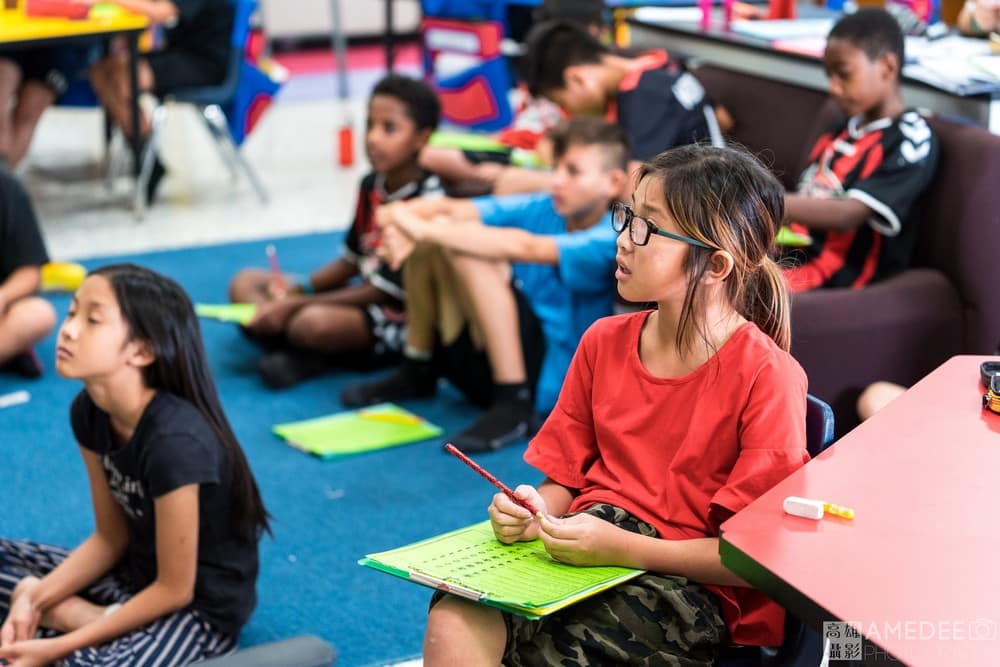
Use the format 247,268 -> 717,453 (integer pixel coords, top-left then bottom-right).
610,201 -> 713,249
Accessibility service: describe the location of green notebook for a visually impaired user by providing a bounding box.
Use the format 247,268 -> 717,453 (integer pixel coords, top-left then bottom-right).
360,520 -> 644,619
273,403 -> 442,459
775,226 -> 813,248
195,303 -> 257,325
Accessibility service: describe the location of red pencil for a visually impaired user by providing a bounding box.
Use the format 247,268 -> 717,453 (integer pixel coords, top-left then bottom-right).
444,443 -> 541,516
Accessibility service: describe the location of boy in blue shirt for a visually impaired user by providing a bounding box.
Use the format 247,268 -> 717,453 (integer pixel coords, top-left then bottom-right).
341,118 -> 627,453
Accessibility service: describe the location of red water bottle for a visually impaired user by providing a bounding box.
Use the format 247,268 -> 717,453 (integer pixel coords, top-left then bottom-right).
338,117 -> 354,167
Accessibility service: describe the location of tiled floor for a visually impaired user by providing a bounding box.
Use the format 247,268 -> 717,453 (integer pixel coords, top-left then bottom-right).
22,91 -> 370,260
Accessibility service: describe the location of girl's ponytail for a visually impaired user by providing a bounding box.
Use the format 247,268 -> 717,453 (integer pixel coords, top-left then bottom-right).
637,144 -> 792,353
744,257 -> 791,352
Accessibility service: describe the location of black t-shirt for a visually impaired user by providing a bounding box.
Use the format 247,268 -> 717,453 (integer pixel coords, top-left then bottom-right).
615,53 -> 714,161
343,171 -> 443,300
70,391 -> 259,637
0,167 -> 48,283
165,0 -> 235,75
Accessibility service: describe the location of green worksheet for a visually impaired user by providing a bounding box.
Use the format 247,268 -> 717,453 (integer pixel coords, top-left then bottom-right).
273,403 -> 442,459
195,303 -> 257,325
360,521 -> 644,618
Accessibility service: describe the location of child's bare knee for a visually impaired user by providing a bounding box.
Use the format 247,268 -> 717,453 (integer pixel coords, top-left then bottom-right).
0,59 -> 21,87
6,296 -> 57,340
285,306 -> 329,347
857,381 -> 905,421
424,597 -> 505,666
228,269 -> 266,301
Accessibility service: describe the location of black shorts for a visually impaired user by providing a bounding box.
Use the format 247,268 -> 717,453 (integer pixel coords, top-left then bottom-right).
435,282 -> 545,409
6,47 -> 86,97
145,50 -> 227,97
360,303 -> 407,362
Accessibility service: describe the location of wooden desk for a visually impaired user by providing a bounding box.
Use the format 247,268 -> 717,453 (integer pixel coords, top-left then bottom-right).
627,15 -> 1000,132
720,355 -> 1000,666
0,5 -> 149,174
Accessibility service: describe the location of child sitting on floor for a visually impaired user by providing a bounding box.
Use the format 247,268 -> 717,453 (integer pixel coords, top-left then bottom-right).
0,264 -> 269,666
0,166 -> 56,378
228,74 -> 442,388
341,118 -> 627,453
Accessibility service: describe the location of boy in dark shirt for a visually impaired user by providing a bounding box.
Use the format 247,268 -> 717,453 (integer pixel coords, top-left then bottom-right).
228,75 -> 442,389
783,9 -> 939,291
518,20 -> 723,170
0,167 -> 56,378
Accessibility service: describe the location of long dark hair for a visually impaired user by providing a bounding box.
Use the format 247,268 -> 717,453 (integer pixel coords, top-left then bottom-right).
636,144 -> 791,352
92,264 -> 271,541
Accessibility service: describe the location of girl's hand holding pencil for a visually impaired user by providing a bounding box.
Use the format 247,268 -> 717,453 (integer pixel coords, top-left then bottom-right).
488,485 -> 548,544
443,443 -> 548,543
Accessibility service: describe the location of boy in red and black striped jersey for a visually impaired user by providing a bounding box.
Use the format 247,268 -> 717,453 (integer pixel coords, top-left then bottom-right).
783,9 -> 939,292
229,75 -> 442,388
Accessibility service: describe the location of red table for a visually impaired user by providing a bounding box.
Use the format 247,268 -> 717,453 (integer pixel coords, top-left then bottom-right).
720,356 -> 1000,666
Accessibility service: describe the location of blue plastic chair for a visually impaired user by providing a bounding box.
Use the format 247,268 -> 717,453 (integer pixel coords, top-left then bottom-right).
719,394 -> 834,667
136,0 -> 268,217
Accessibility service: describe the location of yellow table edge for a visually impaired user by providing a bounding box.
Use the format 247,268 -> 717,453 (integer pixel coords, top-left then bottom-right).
0,8 -> 148,44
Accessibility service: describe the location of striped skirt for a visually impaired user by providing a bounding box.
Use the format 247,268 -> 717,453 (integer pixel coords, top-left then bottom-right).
0,538 -> 236,666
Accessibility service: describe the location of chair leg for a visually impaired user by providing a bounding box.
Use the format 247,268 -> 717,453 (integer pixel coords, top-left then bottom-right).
200,106 -> 240,183
133,104 -> 167,220
202,104 -> 269,205
102,111 -> 115,192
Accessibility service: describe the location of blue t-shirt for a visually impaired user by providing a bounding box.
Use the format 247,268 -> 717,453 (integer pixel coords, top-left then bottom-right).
472,192 -> 617,412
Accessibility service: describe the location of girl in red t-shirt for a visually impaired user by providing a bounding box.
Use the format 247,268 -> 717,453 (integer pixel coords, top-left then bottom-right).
424,144 -> 810,666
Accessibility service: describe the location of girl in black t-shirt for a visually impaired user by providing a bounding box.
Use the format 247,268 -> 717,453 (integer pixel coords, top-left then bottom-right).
0,264 -> 270,667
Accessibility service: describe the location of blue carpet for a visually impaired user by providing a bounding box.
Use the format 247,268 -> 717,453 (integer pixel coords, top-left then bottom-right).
0,232 -> 542,667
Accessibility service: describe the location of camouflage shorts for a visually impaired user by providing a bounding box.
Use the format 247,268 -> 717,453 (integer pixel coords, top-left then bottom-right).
431,503 -> 726,667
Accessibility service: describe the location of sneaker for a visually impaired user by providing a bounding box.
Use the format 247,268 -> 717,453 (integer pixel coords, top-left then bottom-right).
258,349 -> 334,389
447,399 -> 537,454
0,349 -> 43,379
340,360 -> 437,408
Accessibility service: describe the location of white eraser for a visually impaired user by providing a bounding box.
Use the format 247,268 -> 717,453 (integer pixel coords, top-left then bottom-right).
0,390 -> 30,409
783,496 -> 824,520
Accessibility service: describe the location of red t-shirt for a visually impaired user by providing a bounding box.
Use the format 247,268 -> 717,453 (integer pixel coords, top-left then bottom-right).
525,311 -> 810,646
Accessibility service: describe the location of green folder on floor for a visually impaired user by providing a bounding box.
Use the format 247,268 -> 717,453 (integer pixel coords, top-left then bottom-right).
273,403 -> 442,459
195,303 -> 257,325
360,520 -> 644,619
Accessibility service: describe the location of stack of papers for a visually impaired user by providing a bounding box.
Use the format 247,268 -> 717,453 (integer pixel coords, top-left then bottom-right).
902,34 -> 1000,95
360,521 -> 644,618
730,19 -> 834,41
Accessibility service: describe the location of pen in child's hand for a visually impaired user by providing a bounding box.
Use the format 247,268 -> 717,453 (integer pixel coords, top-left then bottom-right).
265,244 -> 285,294
444,443 -> 541,516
